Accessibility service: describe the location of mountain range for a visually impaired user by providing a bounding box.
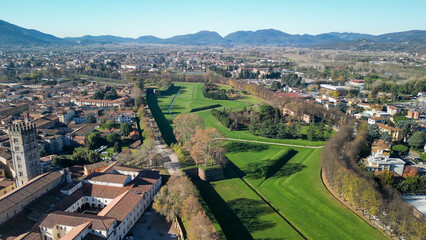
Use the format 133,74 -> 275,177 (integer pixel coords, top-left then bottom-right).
1,19 -> 425,52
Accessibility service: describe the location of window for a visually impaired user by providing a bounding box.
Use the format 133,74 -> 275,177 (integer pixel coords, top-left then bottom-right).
15,146 -> 20,151
13,138 -> 19,143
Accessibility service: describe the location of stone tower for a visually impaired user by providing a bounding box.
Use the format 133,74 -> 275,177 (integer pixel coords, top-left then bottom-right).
8,123 -> 41,187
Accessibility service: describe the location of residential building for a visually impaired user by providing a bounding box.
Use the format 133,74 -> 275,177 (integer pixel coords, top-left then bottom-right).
83,161 -> 111,175
363,154 -> 405,175
387,106 -> 400,115
0,177 -> 15,196
377,123 -> 404,142
371,139 -> 392,157
368,117 -> 386,125
407,110 -> 420,120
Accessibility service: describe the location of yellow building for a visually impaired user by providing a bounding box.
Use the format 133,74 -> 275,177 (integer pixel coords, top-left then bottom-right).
0,178 -> 16,196
377,123 -> 403,142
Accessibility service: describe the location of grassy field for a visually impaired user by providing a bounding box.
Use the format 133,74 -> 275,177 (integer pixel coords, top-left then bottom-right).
195,167 -> 304,240
149,82 -> 324,146
225,142 -> 387,240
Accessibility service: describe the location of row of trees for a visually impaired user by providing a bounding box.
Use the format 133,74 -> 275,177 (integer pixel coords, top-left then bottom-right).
153,174 -> 217,239
322,125 -> 425,239
210,109 -> 238,131
172,114 -> 226,166
249,118 -> 303,140
202,83 -> 229,100
306,122 -> 333,141
92,87 -> 119,100
52,148 -> 100,168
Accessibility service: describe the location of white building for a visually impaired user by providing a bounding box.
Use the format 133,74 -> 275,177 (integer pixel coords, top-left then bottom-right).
38,163 -> 162,240
363,154 -> 405,175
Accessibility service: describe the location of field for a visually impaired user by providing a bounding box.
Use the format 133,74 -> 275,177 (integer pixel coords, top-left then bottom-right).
195,167 -> 304,240
147,82 -> 385,240
147,82 -> 324,146
223,142 -> 386,240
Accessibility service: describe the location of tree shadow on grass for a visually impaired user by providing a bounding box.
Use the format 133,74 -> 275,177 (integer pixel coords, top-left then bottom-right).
147,93 -> 177,145
225,142 -> 270,153
242,150 -> 302,185
194,179 -> 254,240
227,198 -> 277,233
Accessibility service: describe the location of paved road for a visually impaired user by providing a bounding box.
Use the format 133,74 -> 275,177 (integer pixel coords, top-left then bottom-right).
217,138 -> 324,149
145,107 -> 180,174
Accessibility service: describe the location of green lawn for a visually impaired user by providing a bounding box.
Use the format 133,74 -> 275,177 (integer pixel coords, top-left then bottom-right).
149,82 -> 324,146
195,167 -> 304,240
226,142 -> 387,240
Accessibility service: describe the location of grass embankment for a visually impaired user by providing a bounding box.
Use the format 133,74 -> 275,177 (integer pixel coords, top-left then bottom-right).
195,166 -> 304,240
225,142 -> 387,240
149,82 -> 324,146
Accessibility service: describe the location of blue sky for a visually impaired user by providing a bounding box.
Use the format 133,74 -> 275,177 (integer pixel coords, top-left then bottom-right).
0,0 -> 424,38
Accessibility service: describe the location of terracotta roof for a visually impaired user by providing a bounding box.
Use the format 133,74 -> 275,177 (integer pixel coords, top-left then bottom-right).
39,211 -> 115,231
372,139 -> 392,150
61,221 -> 92,240
0,171 -> 63,214
84,161 -> 110,171
98,191 -> 142,222
85,173 -> 129,185
377,123 -> 402,132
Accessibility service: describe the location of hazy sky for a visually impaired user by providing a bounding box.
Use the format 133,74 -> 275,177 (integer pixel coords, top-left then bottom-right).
0,0 -> 425,38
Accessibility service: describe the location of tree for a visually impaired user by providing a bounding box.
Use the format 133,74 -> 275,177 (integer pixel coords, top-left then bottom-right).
190,128 -> 226,166
120,123 -> 132,137
173,114 -> 204,148
249,116 -> 259,135
270,81 -> 281,91
134,96 -> 145,107
92,88 -> 105,100
367,124 -> 380,139
103,121 -> 119,131
103,88 -> 118,100
409,131 -> 425,149
380,132 -> 392,142
107,133 -> 121,144
51,156 -> 61,167
336,102 -> 346,113
114,142 -> 122,153
85,113 -> 97,123
86,132 -> 102,149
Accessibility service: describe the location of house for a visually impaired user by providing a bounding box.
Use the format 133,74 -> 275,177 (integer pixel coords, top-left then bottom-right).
371,139 -> 392,157
40,155 -> 56,172
368,117 -> 386,125
362,154 -> 405,175
0,178 -> 15,196
347,108 -> 355,115
407,110 -> 420,120
83,161 -> 111,175
282,107 -> 295,117
387,106 -> 400,115
377,123 -> 404,141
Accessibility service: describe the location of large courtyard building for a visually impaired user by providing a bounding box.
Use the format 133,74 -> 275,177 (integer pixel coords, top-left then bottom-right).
9,123 -> 42,187
37,163 -> 162,240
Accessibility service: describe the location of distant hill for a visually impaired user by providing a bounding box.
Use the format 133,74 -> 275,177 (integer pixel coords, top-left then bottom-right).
162,31 -> 229,45
64,35 -> 136,45
0,19 -> 63,47
224,29 -> 375,46
0,19 -> 424,52
317,30 -> 426,52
